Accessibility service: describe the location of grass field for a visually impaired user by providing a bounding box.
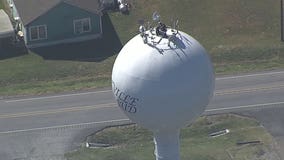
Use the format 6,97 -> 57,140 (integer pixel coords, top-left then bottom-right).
65,114 -> 280,160
0,0 -> 284,97
0,0 -> 3,9
111,0 -> 284,72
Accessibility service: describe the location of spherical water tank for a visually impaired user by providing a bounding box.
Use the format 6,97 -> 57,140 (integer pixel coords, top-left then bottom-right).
112,30 -> 214,132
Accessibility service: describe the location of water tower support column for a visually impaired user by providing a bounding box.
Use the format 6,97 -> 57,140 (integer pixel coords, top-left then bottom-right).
154,130 -> 180,160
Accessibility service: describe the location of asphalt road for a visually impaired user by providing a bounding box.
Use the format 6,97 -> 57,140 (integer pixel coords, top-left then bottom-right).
0,70 -> 284,160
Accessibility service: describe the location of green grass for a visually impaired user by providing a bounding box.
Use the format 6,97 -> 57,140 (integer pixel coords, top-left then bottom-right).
110,0 -> 284,72
65,114 -> 279,160
0,0 -> 4,8
0,0 -> 284,96
0,53 -> 115,96
0,0 -> 3,9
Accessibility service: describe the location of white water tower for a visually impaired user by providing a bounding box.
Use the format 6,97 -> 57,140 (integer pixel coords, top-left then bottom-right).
112,14 -> 215,160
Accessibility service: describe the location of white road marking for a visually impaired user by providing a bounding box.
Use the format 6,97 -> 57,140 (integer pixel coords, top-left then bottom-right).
216,70 -> 284,80
5,90 -> 112,103
0,103 -> 117,119
4,71 -> 284,103
0,119 -> 130,134
2,101 -> 284,134
205,101 -> 284,112
214,84 -> 284,96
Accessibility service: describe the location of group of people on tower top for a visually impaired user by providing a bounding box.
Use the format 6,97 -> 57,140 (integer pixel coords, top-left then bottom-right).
156,22 -> 168,38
